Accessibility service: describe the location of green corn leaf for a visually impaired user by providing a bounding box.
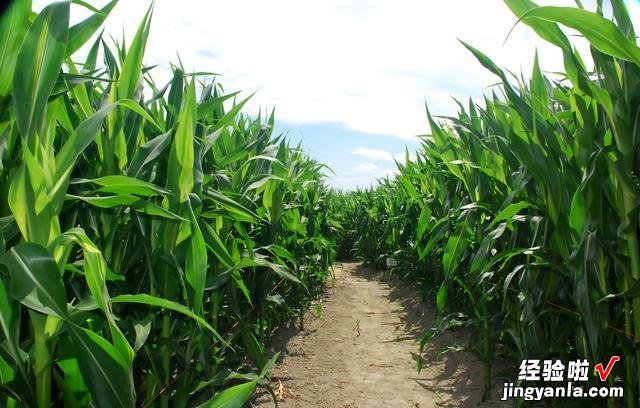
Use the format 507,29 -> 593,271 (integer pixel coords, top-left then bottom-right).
110,294 -> 227,345
201,221 -> 235,269
503,0 -> 571,50
231,269 -> 252,305
8,164 -> 51,245
2,243 -> 67,318
0,276 -> 20,348
66,324 -> 135,408
117,99 -> 163,131
132,316 -> 153,352
166,67 -> 184,129
597,277 -> 640,302
0,277 -> 35,403
186,200 -> 207,315
442,233 -> 465,279
66,0 -> 118,57
126,131 -> 172,178
240,326 -> 267,371
56,100 -> 160,180
168,78 -> 196,201
67,194 -> 142,208
51,229 -> 134,364
258,352 -> 280,378
610,0 -> 635,39
117,3 -> 152,99
206,189 -> 261,223
569,182 -> 587,238
523,7 -> 640,65
436,282 -> 447,317
53,356 -> 90,407
13,1 -> 69,140
459,40 -> 506,81
136,202 -> 188,221
262,179 -> 285,225
416,205 -> 433,240
488,201 -> 530,229
55,103 -> 117,179
530,52 -> 549,118
76,175 -> 169,196
213,94 -> 253,130
0,0 -> 31,96
252,257 -> 301,284
195,381 -> 257,408
196,91 -> 240,120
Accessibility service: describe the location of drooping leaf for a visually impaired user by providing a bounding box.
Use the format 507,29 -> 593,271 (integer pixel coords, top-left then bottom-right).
2,243 -> 67,318
111,294 -> 227,345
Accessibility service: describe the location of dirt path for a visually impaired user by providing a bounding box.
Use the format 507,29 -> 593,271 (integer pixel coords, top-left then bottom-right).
251,262 -> 510,407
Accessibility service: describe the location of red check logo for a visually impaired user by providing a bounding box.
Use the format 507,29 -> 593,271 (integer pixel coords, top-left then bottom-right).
594,356 -> 620,381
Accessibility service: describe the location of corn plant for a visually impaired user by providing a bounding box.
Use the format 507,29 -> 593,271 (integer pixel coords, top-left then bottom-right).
0,1 -> 336,407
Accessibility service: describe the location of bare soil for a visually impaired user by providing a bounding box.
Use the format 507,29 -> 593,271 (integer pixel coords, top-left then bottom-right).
250,262 -> 512,407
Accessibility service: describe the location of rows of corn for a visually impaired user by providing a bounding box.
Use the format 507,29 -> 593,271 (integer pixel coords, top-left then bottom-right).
0,1 -> 337,407
335,0 -> 640,406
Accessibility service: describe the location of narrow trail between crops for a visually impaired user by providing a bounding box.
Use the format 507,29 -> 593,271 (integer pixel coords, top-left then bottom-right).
251,262 -> 510,408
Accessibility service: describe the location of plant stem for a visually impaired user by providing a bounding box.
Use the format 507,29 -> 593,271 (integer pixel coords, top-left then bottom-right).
30,311 -> 51,408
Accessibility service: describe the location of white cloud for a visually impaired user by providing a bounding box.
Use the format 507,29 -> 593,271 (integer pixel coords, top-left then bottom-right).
33,0 -> 612,141
352,148 -> 396,163
354,162 -> 380,173
352,147 -> 416,164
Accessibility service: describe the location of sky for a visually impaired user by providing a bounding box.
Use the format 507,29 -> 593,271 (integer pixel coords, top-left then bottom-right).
34,0 -> 640,189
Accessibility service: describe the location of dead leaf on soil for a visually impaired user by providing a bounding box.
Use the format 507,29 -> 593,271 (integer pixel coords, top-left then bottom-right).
276,380 -> 299,400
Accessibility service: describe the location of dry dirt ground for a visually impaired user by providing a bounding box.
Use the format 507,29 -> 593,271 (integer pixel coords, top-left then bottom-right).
250,262 -> 513,408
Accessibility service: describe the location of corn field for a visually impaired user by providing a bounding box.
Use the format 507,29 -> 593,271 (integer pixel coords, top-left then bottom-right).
335,0 -> 640,406
2,0 -> 640,407
0,1 -> 336,407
